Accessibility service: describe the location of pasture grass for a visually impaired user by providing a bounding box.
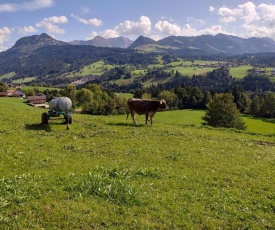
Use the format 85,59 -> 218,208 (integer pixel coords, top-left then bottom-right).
79,60 -> 113,76
0,72 -> 15,80
1,97 -> 275,229
21,86 -> 61,92
13,77 -> 36,83
229,65 -> 251,79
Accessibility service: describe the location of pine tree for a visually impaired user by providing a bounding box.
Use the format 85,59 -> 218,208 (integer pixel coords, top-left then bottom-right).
202,93 -> 246,130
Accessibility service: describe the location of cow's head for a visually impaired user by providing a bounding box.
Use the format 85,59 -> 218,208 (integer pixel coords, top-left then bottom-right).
159,99 -> 167,109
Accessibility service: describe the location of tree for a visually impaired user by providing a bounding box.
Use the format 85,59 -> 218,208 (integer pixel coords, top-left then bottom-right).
174,86 -> 190,109
76,88 -> 93,108
202,91 -> 212,109
232,86 -> 251,113
61,84 -> 77,107
202,93 -> 246,130
24,88 -> 35,96
189,86 -> 203,108
250,95 -> 261,117
262,92 -> 275,118
158,90 -> 178,110
141,92 -> 151,99
0,81 -> 8,92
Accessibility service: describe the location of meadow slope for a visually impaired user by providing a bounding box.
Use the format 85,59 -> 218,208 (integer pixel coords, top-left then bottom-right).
1,97 -> 275,229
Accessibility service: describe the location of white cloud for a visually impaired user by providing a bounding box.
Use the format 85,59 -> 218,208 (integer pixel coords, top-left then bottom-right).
242,23 -> 275,38
100,29 -> 119,39
86,30 -> 119,40
219,16 -> 236,24
86,31 -> 98,40
0,27 -> 12,44
155,21 -> 181,36
217,6 -> 238,17
238,2 -> 259,23
199,25 -> 230,36
209,6 -> 215,12
258,3 -> 275,23
154,19 -> 231,38
187,17 -> 205,25
18,26 -> 38,35
181,24 -> 199,36
115,16 -> 151,36
71,14 -> 102,27
217,2 -> 260,23
0,0 -> 53,12
36,16 -> 68,34
43,16 -> 68,24
213,2 -> 275,39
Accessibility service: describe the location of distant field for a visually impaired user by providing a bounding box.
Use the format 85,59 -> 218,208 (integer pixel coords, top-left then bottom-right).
115,92 -> 133,99
229,66 -> 274,79
0,72 -> 15,80
13,77 -> 36,83
174,66 -> 215,76
21,86 -> 61,91
229,65 -> 251,79
78,60 -> 113,76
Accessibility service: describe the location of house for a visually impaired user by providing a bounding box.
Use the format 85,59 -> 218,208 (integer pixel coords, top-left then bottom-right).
0,92 -> 8,97
254,69 -> 266,74
13,90 -> 26,98
7,89 -> 16,96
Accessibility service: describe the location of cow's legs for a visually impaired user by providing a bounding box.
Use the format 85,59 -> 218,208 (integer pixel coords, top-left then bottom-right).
131,112 -> 137,124
148,112 -> 155,125
150,116 -> 153,125
145,114 -> 149,124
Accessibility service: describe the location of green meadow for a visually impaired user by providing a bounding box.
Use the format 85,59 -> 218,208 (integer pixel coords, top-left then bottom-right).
21,86 -> 61,92
1,97 -> 275,229
78,60 -> 113,76
0,72 -> 15,81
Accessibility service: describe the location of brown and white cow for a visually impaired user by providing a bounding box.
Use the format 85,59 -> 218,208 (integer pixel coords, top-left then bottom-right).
127,98 -> 167,125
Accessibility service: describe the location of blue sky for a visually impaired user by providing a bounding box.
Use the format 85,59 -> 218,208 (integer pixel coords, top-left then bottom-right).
1,0 -> 275,51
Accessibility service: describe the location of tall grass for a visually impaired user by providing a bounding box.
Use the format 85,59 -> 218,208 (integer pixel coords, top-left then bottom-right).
1,97 -> 275,229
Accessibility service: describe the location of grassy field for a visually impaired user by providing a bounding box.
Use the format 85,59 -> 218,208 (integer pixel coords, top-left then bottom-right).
13,77 -> 37,84
21,86 -> 61,92
78,60 -> 114,76
0,72 -> 15,81
1,97 -> 275,229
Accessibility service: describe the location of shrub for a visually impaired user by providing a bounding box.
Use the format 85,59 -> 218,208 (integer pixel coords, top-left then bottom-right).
202,93 -> 246,130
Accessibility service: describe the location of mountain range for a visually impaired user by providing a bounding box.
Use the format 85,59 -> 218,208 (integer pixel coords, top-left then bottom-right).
4,32 -> 275,56
129,34 -> 275,55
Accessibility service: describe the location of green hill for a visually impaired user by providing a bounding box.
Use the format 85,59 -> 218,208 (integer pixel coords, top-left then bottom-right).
1,97 -> 275,229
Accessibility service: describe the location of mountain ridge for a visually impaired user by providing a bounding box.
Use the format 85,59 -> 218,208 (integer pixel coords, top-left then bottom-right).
3,32 -> 275,55
11,33 -> 69,54
129,33 -> 275,55
69,35 -> 133,48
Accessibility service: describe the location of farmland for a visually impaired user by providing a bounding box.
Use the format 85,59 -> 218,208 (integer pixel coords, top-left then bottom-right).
75,59 -> 274,86
1,97 -> 275,229
2,57 -> 274,88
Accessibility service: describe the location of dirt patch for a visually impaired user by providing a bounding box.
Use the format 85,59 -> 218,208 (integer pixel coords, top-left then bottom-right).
254,141 -> 275,146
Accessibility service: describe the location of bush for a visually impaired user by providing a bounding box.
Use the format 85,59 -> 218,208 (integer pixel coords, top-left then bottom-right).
202,93 -> 246,130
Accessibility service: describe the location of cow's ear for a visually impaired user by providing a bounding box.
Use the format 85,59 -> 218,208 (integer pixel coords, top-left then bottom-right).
160,100 -> 162,104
